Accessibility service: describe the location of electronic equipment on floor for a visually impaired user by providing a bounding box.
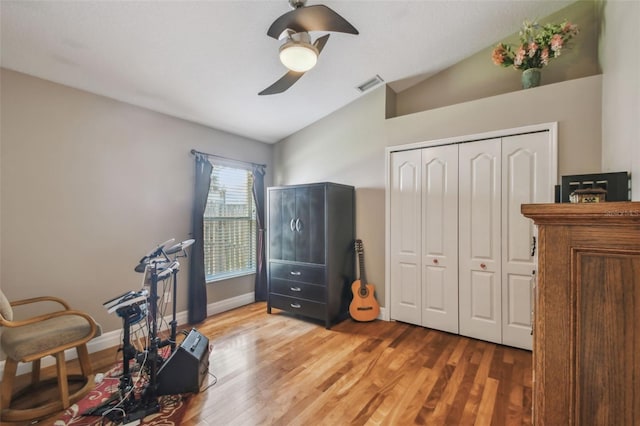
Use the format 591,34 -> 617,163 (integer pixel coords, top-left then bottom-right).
87,238 -> 205,424
157,328 -> 210,395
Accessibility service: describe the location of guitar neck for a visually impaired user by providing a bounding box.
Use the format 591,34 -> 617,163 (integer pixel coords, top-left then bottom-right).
358,250 -> 367,287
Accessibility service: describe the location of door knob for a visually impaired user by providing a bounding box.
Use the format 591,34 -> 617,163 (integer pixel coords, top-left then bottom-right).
480,263 -> 487,269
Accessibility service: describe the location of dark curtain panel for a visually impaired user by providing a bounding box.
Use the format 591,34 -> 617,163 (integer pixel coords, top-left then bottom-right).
252,165 -> 267,301
188,155 -> 212,324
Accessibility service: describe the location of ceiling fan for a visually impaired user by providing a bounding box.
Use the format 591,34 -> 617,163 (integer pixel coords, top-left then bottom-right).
258,0 -> 359,96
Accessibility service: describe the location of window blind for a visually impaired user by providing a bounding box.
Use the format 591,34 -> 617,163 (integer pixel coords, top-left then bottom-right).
203,164 -> 256,281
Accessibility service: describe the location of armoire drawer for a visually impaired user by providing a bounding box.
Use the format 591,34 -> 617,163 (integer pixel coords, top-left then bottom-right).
269,294 -> 326,321
270,279 -> 325,302
269,262 -> 325,285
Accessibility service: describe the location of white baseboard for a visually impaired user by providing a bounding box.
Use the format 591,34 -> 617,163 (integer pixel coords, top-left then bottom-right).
0,292 -> 255,378
206,292 -> 255,317
379,306 -> 388,321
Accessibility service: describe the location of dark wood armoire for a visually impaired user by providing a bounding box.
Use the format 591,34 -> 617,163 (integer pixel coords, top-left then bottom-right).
266,182 -> 355,329
522,202 -> 640,425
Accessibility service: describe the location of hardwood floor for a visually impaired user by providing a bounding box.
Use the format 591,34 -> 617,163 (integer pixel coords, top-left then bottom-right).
3,302 -> 532,425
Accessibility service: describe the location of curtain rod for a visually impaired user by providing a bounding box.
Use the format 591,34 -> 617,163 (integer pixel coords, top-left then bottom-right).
190,149 -> 266,169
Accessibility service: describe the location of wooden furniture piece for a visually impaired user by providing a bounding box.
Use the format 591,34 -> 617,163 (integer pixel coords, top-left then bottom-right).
0,291 -> 101,422
266,182 -> 355,329
522,202 -> 640,425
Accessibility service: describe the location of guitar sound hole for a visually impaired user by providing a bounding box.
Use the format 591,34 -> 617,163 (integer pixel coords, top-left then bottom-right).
359,288 -> 369,298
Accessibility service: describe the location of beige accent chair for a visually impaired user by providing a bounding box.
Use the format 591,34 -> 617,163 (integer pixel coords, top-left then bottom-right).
0,290 -> 101,422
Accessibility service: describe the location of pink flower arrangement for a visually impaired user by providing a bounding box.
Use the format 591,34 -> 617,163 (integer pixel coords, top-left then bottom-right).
492,19 -> 579,70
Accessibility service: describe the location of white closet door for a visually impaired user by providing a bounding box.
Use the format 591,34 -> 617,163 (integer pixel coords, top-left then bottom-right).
501,132 -> 553,350
390,150 -> 422,325
421,145 -> 459,333
459,139 -> 502,344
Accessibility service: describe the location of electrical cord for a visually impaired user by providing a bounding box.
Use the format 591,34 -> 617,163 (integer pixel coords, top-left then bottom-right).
100,347 -> 149,423
199,370 -> 218,392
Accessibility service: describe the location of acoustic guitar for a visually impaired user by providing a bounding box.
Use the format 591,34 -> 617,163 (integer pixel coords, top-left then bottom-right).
349,239 -> 380,322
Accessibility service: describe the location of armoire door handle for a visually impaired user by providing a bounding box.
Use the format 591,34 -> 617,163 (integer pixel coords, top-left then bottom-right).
290,219 -> 296,232
295,218 -> 302,232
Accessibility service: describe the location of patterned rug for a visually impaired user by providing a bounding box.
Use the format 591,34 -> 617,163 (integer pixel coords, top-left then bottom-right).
54,362 -> 190,426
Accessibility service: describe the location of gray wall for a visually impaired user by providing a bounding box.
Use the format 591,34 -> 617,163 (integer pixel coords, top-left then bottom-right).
0,69 -> 273,333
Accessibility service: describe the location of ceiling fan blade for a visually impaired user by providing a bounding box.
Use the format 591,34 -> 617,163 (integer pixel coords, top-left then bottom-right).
267,4 -> 359,39
258,71 -> 305,96
314,33 -> 330,53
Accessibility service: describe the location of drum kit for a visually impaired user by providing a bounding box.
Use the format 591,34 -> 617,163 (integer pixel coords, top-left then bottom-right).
87,237 -> 195,424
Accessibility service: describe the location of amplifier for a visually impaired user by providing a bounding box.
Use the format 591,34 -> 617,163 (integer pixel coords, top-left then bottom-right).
156,328 -> 210,395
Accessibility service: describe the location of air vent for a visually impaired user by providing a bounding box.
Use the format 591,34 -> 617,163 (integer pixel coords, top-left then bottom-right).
356,75 -> 384,93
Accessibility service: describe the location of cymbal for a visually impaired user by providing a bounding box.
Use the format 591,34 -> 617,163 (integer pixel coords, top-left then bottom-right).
135,238 -> 176,272
165,239 -> 195,255
145,238 -> 175,257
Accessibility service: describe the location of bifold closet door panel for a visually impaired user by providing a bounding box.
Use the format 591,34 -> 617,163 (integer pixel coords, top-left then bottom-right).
390,149 -> 422,325
458,138 -> 502,344
421,145 -> 459,333
501,132 -> 552,350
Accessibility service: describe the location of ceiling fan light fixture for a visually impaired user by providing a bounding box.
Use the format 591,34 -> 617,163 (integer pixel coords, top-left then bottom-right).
279,40 -> 318,72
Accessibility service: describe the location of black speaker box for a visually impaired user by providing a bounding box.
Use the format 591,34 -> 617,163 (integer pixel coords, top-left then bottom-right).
157,328 -> 210,395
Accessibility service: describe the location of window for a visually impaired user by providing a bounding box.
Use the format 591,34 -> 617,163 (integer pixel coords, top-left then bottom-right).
203,163 -> 256,281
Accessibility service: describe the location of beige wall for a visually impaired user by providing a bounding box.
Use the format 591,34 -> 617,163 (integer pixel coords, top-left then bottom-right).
274,88 -> 388,310
0,69 -> 273,333
388,75 -> 602,179
275,75 -> 602,308
601,0 -> 640,200
274,0 -> 640,309
394,0 -> 603,117
1,0 -> 635,337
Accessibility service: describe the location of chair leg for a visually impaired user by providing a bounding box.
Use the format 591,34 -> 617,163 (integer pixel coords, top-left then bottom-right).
77,344 -> 93,378
55,351 -> 70,409
1,357 -> 18,408
2,349 -> 94,421
31,358 -> 41,385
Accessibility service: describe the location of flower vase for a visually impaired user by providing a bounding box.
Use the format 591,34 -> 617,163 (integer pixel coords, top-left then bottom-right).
521,68 -> 541,89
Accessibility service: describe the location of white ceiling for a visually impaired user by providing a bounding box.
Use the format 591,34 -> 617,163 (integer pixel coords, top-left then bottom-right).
1,0 -> 572,144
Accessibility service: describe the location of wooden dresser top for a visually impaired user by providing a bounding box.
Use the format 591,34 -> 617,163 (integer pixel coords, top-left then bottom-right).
522,201 -> 640,225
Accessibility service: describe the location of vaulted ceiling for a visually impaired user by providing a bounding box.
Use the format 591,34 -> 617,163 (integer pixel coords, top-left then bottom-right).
1,1 -> 573,143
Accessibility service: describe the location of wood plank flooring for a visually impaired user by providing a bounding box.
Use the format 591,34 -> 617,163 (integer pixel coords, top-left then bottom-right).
4,302 -> 532,425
